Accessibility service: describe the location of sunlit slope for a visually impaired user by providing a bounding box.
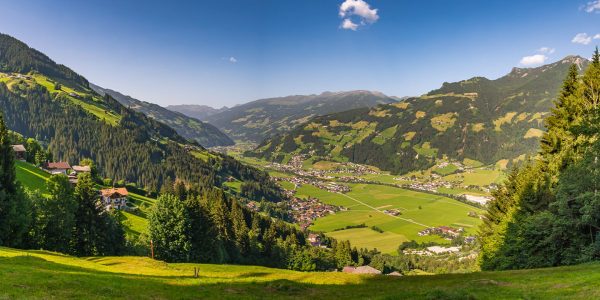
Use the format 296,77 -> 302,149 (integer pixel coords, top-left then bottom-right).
1,247 -> 599,299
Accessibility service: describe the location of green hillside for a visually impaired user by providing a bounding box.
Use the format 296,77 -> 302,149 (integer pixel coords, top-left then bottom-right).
90,83 -> 234,147
250,56 -> 589,174
1,247 -> 599,299
205,90 -> 398,142
0,33 -> 275,196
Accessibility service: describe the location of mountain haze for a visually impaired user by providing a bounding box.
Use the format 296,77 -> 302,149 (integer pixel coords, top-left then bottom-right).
166,104 -> 228,120
89,84 -> 234,147
250,56 -> 588,174
205,90 -> 398,142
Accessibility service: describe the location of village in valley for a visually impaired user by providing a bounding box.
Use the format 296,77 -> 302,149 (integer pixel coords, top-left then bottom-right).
219,147 -> 496,260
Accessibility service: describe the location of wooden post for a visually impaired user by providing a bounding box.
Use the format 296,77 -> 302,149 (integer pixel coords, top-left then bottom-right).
150,239 -> 154,260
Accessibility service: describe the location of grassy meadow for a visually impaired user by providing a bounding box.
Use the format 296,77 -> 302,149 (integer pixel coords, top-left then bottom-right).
1,247 -> 599,299
293,182 -> 484,254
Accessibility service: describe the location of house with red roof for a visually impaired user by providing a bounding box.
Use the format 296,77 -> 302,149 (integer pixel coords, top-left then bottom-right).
99,188 -> 129,210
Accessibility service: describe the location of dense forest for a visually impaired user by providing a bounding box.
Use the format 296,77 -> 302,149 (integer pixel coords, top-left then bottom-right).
250,56 -> 588,174
479,49 -> 600,270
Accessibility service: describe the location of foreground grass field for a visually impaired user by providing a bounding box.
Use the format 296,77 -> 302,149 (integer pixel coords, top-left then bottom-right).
1,247 -> 599,299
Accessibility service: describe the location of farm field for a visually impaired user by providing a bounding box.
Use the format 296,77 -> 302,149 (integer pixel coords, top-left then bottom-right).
309,184 -> 484,253
1,247 -> 599,299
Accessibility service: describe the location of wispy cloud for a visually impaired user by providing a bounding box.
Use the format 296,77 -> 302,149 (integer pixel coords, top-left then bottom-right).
339,0 -> 379,31
229,56 -> 238,63
572,33 -> 594,45
583,0 -> 600,13
520,54 -> 548,66
538,47 -> 555,54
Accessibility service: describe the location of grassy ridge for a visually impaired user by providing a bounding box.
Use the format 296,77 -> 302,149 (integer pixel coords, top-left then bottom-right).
0,247 -> 598,299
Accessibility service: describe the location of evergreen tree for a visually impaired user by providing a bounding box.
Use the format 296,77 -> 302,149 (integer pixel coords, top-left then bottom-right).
148,194 -> 192,262
230,200 -> 250,258
0,112 -> 30,247
71,172 -> 104,256
32,174 -> 76,252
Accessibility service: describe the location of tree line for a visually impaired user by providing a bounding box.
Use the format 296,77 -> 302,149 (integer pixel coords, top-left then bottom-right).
480,49 -> 600,270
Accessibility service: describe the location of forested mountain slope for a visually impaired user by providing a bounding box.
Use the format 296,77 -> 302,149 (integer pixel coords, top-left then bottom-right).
89,83 -> 234,147
0,33 -> 271,195
251,56 -> 588,174
205,90 -> 398,142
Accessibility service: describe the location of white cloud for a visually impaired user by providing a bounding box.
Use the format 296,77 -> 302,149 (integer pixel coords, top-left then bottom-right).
520,54 -> 548,66
229,57 -> 237,63
595,34 -> 600,39
572,33 -> 593,45
538,47 -> 555,54
341,18 -> 359,31
584,0 -> 600,13
339,0 -> 379,31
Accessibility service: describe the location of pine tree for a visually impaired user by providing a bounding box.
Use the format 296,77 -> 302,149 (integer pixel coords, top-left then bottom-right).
32,174 -> 76,253
0,112 -> 30,247
230,200 -> 249,258
71,172 -> 104,256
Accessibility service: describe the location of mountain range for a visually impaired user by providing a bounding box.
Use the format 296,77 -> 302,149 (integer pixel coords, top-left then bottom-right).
249,56 -> 588,174
166,104 -> 228,120
89,84 -> 234,147
202,90 -> 399,142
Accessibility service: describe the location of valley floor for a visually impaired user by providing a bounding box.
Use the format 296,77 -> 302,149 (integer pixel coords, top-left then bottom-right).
1,247 -> 598,299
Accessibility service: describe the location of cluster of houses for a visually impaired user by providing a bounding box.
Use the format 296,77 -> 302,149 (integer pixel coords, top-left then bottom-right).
403,246 -> 462,256
418,226 -> 464,239
11,144 -> 129,211
275,176 -> 350,194
288,196 -> 341,230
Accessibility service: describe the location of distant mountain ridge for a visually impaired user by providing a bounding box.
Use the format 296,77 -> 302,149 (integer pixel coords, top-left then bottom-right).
250,56 -> 589,174
204,90 -> 398,142
166,104 -> 228,120
89,84 -> 234,147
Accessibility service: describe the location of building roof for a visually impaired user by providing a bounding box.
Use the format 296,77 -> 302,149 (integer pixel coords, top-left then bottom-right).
342,266 -> 382,275
100,188 -> 129,198
354,266 -> 382,274
46,162 -> 71,170
12,145 -> 26,152
72,165 -> 91,172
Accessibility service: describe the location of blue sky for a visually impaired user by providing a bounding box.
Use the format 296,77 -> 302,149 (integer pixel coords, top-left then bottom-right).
1,0 -> 599,107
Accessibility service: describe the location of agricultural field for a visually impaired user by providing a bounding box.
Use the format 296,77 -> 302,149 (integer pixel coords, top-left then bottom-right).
309,184 -> 483,253
1,247 -> 599,299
